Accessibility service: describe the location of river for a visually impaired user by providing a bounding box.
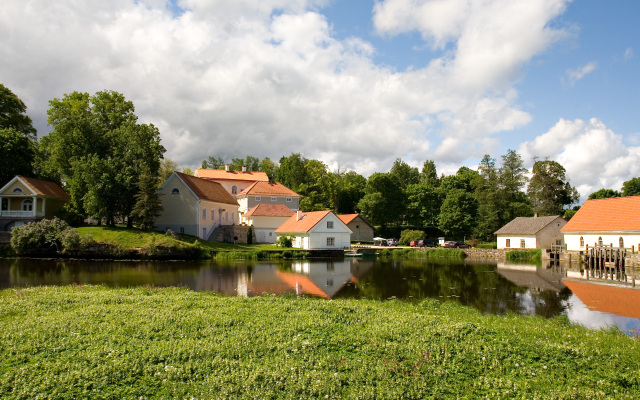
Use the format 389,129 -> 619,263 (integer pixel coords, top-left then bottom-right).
1,257 -> 639,335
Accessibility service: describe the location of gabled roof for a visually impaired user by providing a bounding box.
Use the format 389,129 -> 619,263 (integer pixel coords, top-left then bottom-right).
238,181 -> 299,197
562,196 -> 640,232
244,204 -> 295,218
495,215 -> 563,235
275,210 -> 333,233
195,168 -> 269,182
338,214 -> 374,229
173,171 -> 239,206
563,280 -> 640,319
1,176 -> 69,200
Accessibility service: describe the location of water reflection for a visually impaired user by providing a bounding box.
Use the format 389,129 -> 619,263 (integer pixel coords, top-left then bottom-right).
1,257 -> 639,334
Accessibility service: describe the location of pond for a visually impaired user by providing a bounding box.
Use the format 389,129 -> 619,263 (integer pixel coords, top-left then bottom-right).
1,257 -> 639,335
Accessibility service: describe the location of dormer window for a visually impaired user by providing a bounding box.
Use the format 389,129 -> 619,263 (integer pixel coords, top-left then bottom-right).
232,186 -> 237,195
12,187 -> 23,193
271,197 -> 277,202
171,188 -> 180,194
327,221 -> 334,229
255,196 -> 261,201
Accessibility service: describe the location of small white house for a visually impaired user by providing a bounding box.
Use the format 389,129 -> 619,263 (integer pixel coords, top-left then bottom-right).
274,210 -> 352,250
495,215 -> 566,249
562,196 -> 640,251
241,203 -> 294,244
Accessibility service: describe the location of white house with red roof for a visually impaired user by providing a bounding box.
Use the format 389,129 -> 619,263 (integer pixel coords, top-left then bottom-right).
0,175 -> 70,232
275,210 -> 352,250
155,171 -> 239,239
236,181 -> 300,214
561,196 -> 640,251
337,214 -> 375,242
195,166 -> 269,196
241,204 -> 295,243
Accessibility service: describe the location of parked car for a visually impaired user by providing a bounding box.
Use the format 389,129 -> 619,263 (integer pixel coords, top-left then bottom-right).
445,241 -> 470,248
423,239 -> 437,248
373,238 -> 387,246
410,240 -> 421,247
387,238 -> 398,246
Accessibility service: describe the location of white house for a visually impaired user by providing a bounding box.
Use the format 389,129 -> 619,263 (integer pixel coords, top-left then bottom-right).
155,171 -> 240,240
495,215 -> 566,249
562,196 -> 640,251
236,181 -> 300,214
274,210 -> 352,250
241,203 -> 294,244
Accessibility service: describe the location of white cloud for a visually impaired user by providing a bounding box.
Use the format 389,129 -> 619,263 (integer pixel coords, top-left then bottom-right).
565,61 -> 597,87
519,118 -> 640,201
624,47 -> 634,60
0,0 -> 572,175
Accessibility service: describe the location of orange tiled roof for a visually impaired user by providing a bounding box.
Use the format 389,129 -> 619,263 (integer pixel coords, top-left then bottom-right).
18,176 -> 70,200
338,214 -> 358,225
238,181 -> 299,197
244,204 -> 295,217
275,270 -> 330,299
275,210 -> 332,233
562,196 -> 640,232
195,168 -> 269,182
563,279 -> 640,319
175,172 -> 239,206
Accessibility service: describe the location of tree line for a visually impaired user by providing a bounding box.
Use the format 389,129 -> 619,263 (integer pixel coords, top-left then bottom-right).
3,82 -> 638,239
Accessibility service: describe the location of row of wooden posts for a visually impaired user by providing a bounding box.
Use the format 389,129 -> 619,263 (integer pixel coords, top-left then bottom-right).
583,245 -> 632,284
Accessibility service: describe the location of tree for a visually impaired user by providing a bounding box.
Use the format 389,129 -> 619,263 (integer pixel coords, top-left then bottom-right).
0,128 -> 36,185
420,160 -> 439,187
159,158 -> 179,185
588,188 -> 620,200
474,155 -> 501,241
438,189 -> 478,239
527,160 -> 579,216
259,157 -> 278,178
0,83 -> 37,139
335,171 -> 366,214
405,183 -> 444,227
622,177 -> 640,197
131,165 -> 163,230
276,153 -> 307,192
389,158 -> 419,189
202,156 -> 225,169
357,173 -> 405,226
39,90 -> 165,226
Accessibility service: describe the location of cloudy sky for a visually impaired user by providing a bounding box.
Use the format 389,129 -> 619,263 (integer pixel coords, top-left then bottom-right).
1,0 -> 639,200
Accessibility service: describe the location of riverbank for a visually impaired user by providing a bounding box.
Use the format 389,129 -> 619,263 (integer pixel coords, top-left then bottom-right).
1,285 -> 638,399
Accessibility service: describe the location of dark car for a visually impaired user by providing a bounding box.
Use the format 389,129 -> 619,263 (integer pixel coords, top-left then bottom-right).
446,241 -> 470,248
423,239 -> 437,248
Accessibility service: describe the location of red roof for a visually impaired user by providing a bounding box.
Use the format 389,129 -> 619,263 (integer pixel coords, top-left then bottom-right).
238,181 -> 299,197
275,270 -> 330,299
18,176 -> 70,200
275,210 -> 332,233
174,172 -> 239,206
338,214 -> 359,225
562,196 -> 640,232
195,168 -> 269,183
563,280 -> 640,319
244,204 -> 295,217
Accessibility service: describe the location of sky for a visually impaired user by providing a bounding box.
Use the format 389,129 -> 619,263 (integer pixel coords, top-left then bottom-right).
1,0 -> 639,202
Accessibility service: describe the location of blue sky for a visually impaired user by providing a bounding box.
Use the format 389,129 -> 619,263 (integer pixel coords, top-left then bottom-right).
1,0 -> 639,200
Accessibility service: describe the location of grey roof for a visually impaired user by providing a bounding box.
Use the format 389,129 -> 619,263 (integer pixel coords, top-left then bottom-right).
494,215 -> 562,235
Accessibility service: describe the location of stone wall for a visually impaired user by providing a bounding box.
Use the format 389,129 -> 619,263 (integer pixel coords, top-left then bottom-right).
208,225 -> 254,244
463,248 -> 509,260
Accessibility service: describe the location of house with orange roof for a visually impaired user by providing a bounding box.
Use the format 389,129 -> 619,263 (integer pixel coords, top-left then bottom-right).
338,214 -> 375,242
241,204 -> 295,243
561,196 -> 640,251
0,175 -> 70,232
494,215 -> 566,249
236,181 -> 300,213
195,165 -> 269,196
155,171 -> 239,239
275,210 -> 352,250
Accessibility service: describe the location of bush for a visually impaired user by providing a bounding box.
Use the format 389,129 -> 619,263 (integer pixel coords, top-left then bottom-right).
506,249 -> 541,261
247,226 -> 253,245
399,229 -> 425,246
275,235 -> 293,248
10,217 -> 93,255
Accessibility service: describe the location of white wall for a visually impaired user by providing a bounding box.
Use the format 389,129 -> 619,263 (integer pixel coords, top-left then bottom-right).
497,235 -> 537,249
564,232 -> 640,251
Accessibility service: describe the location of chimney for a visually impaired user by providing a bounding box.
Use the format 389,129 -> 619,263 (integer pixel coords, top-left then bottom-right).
296,210 -> 303,221
242,165 -> 247,172
225,164 -> 229,172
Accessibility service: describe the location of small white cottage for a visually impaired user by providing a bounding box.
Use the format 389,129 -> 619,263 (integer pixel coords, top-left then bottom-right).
495,215 -> 566,249
274,210 -> 352,250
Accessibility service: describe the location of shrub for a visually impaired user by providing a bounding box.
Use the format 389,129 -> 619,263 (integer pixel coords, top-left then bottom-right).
10,217 -> 93,255
275,235 -> 293,248
506,249 -> 541,261
247,226 -> 253,245
399,230 -> 425,246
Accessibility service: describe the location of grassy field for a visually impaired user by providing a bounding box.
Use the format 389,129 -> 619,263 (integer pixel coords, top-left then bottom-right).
1,286 -> 639,399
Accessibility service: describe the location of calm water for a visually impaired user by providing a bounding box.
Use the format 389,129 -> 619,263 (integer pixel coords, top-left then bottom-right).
1,257 -> 639,335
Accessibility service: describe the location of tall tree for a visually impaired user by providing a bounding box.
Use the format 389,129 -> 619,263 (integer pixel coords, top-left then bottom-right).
622,177 -> 640,197
474,155 -> 501,241
159,158 -> 179,185
259,157 -> 278,178
498,149 -> 532,224
438,189 -> 478,239
389,158 -> 420,189
131,165 -> 163,231
527,160 -> 579,216
405,183 -> 444,227
357,173 -> 405,226
335,171 -> 366,214
0,83 -> 37,139
202,156 -> 224,169
276,153 -> 307,193
588,188 -> 620,200
420,160 -> 439,187
0,128 -> 36,185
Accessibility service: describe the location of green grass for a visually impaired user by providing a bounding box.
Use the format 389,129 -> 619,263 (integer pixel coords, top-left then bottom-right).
380,248 -> 466,259
506,249 -> 542,261
1,285 -> 638,399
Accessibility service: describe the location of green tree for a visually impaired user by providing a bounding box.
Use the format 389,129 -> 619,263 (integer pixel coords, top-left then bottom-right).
202,156 -> 225,169
0,128 -> 36,185
357,173 -> 405,226
474,155 -> 501,241
276,153 -> 307,193
405,183 -> 444,227
498,149 -> 532,223
588,188 -> 620,200
440,167 -> 479,193
131,165 -> 164,231
389,158 -> 420,189
420,160 -> 439,187
259,157 -> 278,178
622,177 -> 640,197
335,171 -> 366,214
0,83 -> 37,139
159,158 -> 179,186
527,160 -> 579,216
438,189 -> 478,239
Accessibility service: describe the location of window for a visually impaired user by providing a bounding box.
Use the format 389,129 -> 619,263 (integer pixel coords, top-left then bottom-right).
231,186 -> 237,195
327,221 -> 334,229
202,208 -> 206,219
255,196 -> 261,201
326,262 -> 334,272
327,237 -> 335,246
326,279 -> 334,287
271,197 -> 277,202
171,188 -> 180,194
12,187 -> 22,193
520,239 -> 525,249
21,199 -> 33,211
180,227 -> 185,234
286,197 -> 292,202
598,237 -> 603,246
211,209 -> 215,221
580,236 -> 584,247
505,239 -> 511,248
619,237 -> 624,248
1,198 -> 7,211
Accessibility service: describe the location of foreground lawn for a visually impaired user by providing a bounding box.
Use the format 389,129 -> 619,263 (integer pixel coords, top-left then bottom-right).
1,286 -> 639,399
